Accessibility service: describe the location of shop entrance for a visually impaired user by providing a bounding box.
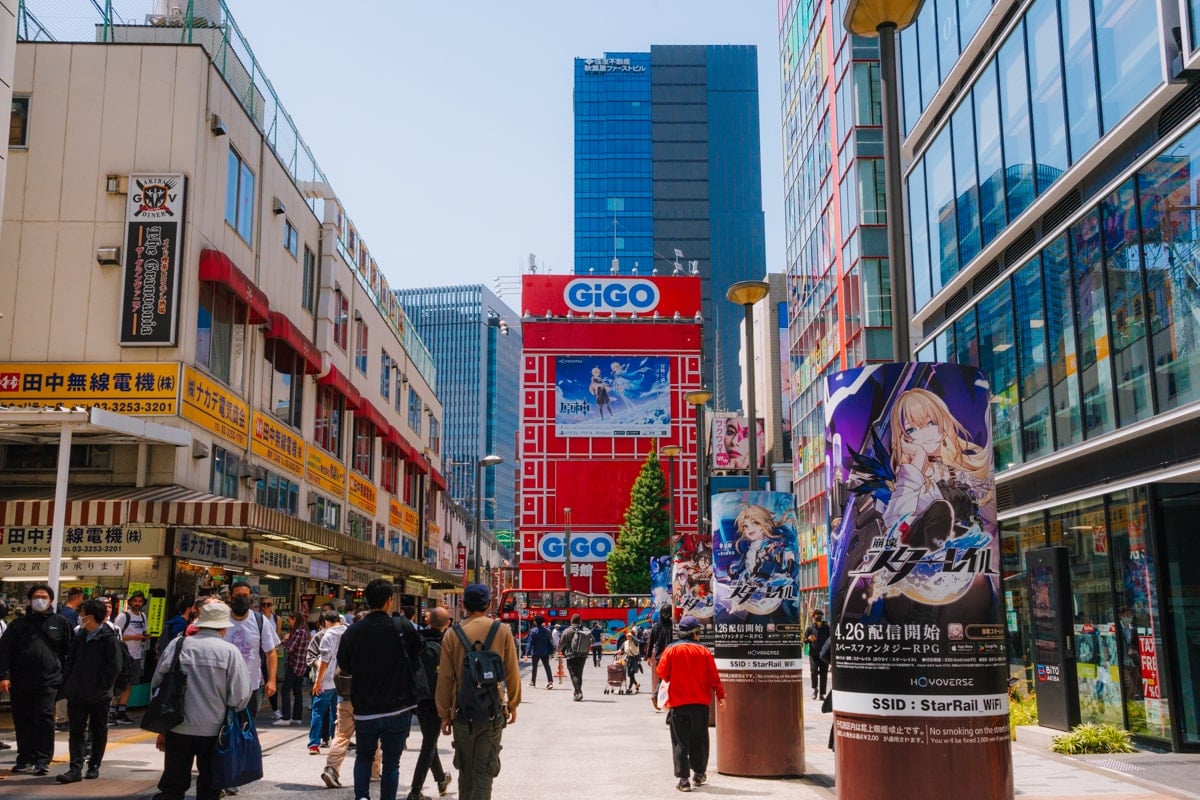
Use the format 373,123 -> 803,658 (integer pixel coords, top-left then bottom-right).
1159,485 -> 1200,750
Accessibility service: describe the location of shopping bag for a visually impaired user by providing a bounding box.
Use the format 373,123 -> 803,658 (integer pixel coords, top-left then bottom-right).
211,707 -> 263,790
657,679 -> 671,710
140,638 -> 188,734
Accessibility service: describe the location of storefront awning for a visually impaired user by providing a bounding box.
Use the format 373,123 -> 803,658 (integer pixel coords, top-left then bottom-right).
430,469 -> 447,491
387,425 -> 418,461
356,399 -> 388,433
265,311 -> 322,375
317,364 -> 363,410
199,249 -> 271,325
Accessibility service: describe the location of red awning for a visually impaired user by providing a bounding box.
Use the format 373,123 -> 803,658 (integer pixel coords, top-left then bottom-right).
264,312 -> 322,375
356,400 -> 388,433
430,469 -> 447,491
199,249 -> 271,324
386,425 -> 417,460
409,452 -> 430,475
317,364 -> 363,410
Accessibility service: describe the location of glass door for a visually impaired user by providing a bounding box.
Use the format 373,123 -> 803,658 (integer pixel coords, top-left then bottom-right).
1160,485 -> 1200,747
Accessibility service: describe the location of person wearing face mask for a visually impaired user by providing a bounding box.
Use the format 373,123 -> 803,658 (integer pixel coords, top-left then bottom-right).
57,598 -> 122,783
0,583 -> 71,775
110,590 -> 150,727
224,579 -> 280,721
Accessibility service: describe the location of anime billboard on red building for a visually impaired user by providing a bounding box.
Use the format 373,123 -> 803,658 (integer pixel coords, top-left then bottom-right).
519,274 -> 703,594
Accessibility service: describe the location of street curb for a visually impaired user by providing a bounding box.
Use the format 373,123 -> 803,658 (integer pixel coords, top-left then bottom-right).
1011,741 -> 1200,800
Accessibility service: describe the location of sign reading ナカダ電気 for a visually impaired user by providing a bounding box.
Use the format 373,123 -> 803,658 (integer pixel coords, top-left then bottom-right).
120,174 -> 186,346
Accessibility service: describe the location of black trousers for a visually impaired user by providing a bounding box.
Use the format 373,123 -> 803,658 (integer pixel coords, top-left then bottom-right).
668,704 -> 710,779
409,702 -> 446,794
566,656 -> 587,695
67,698 -> 109,771
9,684 -> 57,768
529,654 -> 551,685
156,731 -> 219,800
809,655 -> 829,696
591,644 -> 602,666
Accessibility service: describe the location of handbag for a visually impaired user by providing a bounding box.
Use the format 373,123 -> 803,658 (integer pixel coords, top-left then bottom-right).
333,667 -> 352,698
211,707 -> 263,790
656,678 -> 671,710
140,637 -> 188,734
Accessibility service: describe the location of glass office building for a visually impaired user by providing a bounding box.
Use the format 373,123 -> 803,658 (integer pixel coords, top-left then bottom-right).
574,45 -> 768,412
899,0 -> 1200,750
395,286 -> 520,561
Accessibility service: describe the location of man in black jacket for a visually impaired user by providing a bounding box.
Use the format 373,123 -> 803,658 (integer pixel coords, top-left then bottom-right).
0,583 -> 71,775
337,579 -> 422,800
804,609 -> 831,700
407,606 -> 451,800
647,606 -> 673,710
57,598 -> 121,783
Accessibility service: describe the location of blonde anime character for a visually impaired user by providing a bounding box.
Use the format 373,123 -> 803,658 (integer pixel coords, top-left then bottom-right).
589,366 -> 611,418
725,504 -> 797,617
608,362 -> 629,408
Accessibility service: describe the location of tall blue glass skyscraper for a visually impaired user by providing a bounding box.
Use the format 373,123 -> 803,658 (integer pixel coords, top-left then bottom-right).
574,45 -> 767,411
394,285 -> 520,552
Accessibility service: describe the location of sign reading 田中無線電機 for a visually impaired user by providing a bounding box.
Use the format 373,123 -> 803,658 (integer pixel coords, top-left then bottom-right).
120,174 -> 187,347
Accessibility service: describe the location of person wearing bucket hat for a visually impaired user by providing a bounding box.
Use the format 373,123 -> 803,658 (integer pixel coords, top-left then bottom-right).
149,601 -> 251,800
656,615 -> 725,793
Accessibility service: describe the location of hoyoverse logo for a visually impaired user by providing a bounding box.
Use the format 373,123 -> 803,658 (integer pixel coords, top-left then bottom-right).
564,279 -> 659,313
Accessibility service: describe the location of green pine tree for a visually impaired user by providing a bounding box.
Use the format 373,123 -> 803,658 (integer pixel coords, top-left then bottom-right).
606,446 -> 671,594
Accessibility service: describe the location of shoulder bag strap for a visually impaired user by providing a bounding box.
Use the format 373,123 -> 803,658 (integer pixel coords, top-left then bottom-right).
452,623 -> 474,651
482,620 -> 501,650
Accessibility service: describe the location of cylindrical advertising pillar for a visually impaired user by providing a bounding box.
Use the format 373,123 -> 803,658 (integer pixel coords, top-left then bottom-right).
712,490 -> 804,776
824,363 -> 1013,799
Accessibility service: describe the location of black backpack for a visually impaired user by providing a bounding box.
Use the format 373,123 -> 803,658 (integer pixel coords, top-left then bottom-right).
416,636 -> 442,703
113,636 -> 134,693
450,621 -> 505,724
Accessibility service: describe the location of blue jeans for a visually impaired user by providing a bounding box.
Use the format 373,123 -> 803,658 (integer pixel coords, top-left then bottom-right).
354,711 -> 411,800
309,689 -> 336,747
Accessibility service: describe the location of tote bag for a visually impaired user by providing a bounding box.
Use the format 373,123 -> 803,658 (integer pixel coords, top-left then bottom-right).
212,707 -> 263,790
140,637 -> 188,734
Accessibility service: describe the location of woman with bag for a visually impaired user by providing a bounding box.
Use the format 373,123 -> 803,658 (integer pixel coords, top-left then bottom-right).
147,601 -> 251,800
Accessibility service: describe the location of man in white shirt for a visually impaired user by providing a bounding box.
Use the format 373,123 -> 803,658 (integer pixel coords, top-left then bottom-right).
225,580 -> 280,719
110,591 -> 149,726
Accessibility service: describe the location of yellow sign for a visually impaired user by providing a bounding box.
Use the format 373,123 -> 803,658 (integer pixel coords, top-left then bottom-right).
348,471 -> 377,515
251,411 -> 304,477
181,365 -> 249,446
146,596 -> 165,636
306,446 -> 346,496
0,362 -> 179,414
389,497 -> 404,529
402,506 -> 419,535
127,581 -> 150,597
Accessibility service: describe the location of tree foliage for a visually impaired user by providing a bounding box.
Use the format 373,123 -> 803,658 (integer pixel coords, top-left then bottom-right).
607,447 -> 671,594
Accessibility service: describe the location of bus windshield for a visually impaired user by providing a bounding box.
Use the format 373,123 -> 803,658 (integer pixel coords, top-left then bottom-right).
498,589 -> 654,650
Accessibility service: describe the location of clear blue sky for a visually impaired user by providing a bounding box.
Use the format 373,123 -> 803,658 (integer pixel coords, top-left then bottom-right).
229,1 -> 785,290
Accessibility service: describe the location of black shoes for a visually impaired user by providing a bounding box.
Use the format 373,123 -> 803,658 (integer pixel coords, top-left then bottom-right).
86,765 -> 100,780
56,770 -> 82,783
693,773 -> 707,786
676,778 -> 692,792
33,765 -> 49,776
436,773 -> 452,795
573,692 -> 583,701
10,763 -> 32,774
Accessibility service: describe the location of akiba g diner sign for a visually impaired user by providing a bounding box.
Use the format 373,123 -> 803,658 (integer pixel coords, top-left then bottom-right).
120,174 -> 186,346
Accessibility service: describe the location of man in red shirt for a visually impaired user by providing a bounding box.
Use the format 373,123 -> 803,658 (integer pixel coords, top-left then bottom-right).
655,615 -> 726,793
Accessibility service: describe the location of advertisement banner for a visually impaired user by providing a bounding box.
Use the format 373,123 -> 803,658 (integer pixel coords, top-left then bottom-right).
173,530 -> 249,567
521,274 -> 702,319
672,531 -> 714,627
712,416 -> 766,470
554,355 -> 670,438
0,362 -> 179,414
0,559 -> 126,579
120,174 -> 185,346
306,446 -> 346,496
712,491 -> 802,669
650,554 -> 672,611
348,472 -> 378,515
0,526 -> 164,557
251,411 -> 305,477
146,595 -> 165,636
250,543 -> 311,578
182,366 -> 249,446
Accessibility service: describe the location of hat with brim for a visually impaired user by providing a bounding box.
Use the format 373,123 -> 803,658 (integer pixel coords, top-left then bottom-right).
677,615 -> 702,633
195,601 -> 234,629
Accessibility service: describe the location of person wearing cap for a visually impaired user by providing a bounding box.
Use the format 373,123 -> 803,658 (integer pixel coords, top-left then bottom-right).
111,590 -> 150,726
656,615 -> 726,793
149,601 -> 251,800
804,608 -> 831,700
559,613 -> 591,701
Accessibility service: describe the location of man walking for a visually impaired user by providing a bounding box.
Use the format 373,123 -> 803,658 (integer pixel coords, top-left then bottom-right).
57,598 -> 122,783
436,584 -> 520,800
320,611 -> 381,789
0,584 -> 71,775
308,610 -> 341,754
407,606 -> 452,800
111,590 -> 150,726
559,615 -> 592,701
804,609 -> 831,700
656,615 -> 726,793
225,579 -> 280,718
149,602 -> 251,800
337,579 -> 423,800
279,611 -> 310,727
525,616 -> 553,690
647,606 -> 673,710
589,622 -> 604,667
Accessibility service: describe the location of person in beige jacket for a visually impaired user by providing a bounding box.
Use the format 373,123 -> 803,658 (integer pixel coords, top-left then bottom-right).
435,585 -> 520,800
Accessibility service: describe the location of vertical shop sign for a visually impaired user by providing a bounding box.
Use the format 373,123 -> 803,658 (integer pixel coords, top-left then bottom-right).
120,174 -> 186,346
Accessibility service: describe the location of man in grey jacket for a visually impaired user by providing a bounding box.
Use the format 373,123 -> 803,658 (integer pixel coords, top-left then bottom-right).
149,601 -> 251,800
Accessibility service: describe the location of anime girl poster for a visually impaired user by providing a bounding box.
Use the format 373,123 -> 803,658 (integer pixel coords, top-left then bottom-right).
672,533 -> 714,623
824,362 -> 1008,709
650,555 -> 673,610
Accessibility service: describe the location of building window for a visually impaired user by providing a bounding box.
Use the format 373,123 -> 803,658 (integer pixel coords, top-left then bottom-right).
353,417 -> 375,478
395,372 -> 405,413
2,444 -> 111,471
314,384 -> 345,457
333,290 -> 349,350
210,445 -> 241,499
261,340 -> 304,429
354,318 -> 368,374
195,283 -> 243,386
310,493 -> 341,531
381,444 -> 398,494
302,246 -> 318,313
428,417 -> 440,458
225,147 -> 255,244
407,388 -> 423,434
380,352 -> 392,400
347,510 -> 372,542
9,97 -> 30,147
862,258 -> 891,327
283,219 -> 298,257
255,470 -> 299,515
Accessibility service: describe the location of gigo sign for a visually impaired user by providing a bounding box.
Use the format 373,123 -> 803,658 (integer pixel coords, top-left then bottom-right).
564,279 -> 659,313
537,531 -> 615,562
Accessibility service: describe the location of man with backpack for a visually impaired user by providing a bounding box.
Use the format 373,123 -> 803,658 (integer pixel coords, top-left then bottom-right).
559,614 -> 592,701
56,598 -> 122,783
525,616 -> 553,690
337,579 -> 423,800
436,584 -> 520,800
110,590 -> 150,726
225,580 -> 280,719
407,606 -> 452,800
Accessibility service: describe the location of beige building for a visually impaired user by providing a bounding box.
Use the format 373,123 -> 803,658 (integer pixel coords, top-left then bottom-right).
0,7 -> 462,613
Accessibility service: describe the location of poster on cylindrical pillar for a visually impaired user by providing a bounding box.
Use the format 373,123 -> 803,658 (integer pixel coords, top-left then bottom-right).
672,531 -> 714,639
711,490 -> 803,777
824,362 -> 1013,800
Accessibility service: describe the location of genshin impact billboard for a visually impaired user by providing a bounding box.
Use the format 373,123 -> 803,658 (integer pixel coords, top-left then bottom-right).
555,355 -> 670,437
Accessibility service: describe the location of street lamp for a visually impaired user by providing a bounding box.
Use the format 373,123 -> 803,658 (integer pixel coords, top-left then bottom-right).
726,280 -> 770,489
844,0 -> 925,360
660,445 -> 681,546
685,388 -> 713,531
563,507 -> 572,589
473,454 -> 503,582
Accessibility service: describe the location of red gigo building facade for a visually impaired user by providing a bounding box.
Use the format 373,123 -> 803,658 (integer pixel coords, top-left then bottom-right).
518,274 -> 703,593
